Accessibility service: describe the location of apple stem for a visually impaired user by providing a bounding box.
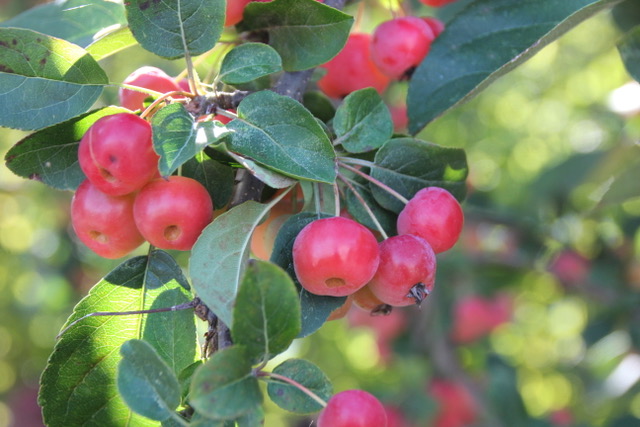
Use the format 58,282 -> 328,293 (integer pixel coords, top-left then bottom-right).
257,371 -> 328,408
139,90 -> 196,120
55,300 -> 197,340
337,160 -> 409,204
337,173 -> 389,240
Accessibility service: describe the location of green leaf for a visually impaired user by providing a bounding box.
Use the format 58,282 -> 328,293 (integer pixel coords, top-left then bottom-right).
178,361 -> 203,400
370,138 -> 469,213
232,260 -> 301,362
182,155 -> 235,209
242,0 -> 353,71
343,172 -> 398,236
408,0 -> 623,133
618,26 -> 640,82
302,90 -> 336,123
220,43 -> 282,85
0,28 -> 108,130
269,212 -> 346,337
39,251 -> 195,427
0,0 -> 126,47
86,26 -> 138,61
190,346 -> 263,420
190,201 -> 272,327
227,91 -> 336,183
333,88 -> 393,153
4,106 -> 128,190
299,181 -> 336,215
118,339 -> 181,421
235,406 -> 265,427
125,0 -> 225,59
225,149 -> 298,189
152,104 -> 231,177
267,359 -> 332,414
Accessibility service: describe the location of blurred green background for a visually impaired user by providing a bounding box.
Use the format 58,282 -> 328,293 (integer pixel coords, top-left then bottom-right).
1,0 -> 640,426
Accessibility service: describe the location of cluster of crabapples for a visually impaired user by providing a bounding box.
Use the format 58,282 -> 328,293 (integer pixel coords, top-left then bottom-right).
293,186 -> 464,313
71,111 -> 213,258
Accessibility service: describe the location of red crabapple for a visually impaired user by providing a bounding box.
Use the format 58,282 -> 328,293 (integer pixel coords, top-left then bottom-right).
397,187 -> 464,254
318,33 -> 391,99
78,113 -> 159,196
71,180 -> 145,259
420,0 -> 459,6
352,285 -> 392,314
326,296 -> 353,321
429,379 -> 478,427
293,217 -> 380,297
368,235 -> 436,306
371,16 -> 435,79
119,66 -> 182,111
133,176 -> 213,251
422,16 -> 446,37
317,390 -> 388,427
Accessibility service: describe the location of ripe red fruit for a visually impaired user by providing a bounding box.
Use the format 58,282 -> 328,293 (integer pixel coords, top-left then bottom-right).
368,235 -> 436,307
317,390 -> 388,427
429,379 -> 478,427
119,66 -> 182,111
292,217 -> 380,297
422,16 -> 446,37
397,187 -> 464,254
78,113 -> 159,196
352,284 -> 390,313
371,16 -> 435,79
71,180 -> 145,259
420,0 -> 458,7
133,176 -> 213,251
450,294 -> 512,344
318,33 -> 391,98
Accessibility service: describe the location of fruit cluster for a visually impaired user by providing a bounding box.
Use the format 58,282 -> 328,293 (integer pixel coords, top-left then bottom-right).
71,112 -> 213,258
293,187 -> 464,312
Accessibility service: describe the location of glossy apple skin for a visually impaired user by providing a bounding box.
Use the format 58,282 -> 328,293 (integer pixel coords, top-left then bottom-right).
371,16 -> 435,79
71,180 -> 145,259
368,234 -> 436,306
317,390 -> 388,427
78,113 -> 159,196
119,66 -> 182,111
318,33 -> 391,99
397,187 -> 464,254
133,176 -> 213,251
422,16 -> 446,37
420,0 -> 458,6
293,217 -> 380,297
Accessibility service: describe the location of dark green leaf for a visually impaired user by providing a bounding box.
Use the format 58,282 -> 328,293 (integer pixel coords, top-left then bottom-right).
227,91 -> 336,183
269,212 -> 346,337
232,260 -> 301,362
302,90 -> 336,123
190,201 -> 272,327
4,106 -> 128,190
225,149 -> 298,189
220,43 -> 282,85
0,28 -> 108,130
408,0 -> 623,133
39,251 -> 195,427
190,414 -> 233,426
152,104 -> 230,177
235,405 -> 265,427
182,155 -> 235,209
118,339 -> 181,421
343,172 -> 397,236
0,0 -> 126,47
267,359 -> 332,414
242,0 -> 353,71
190,346 -> 262,420
370,138 -> 468,213
333,88 -> 393,153
86,26 -> 138,61
612,0 -> 640,32
178,361 -> 203,400
618,26 -> 640,82
125,0 -> 225,59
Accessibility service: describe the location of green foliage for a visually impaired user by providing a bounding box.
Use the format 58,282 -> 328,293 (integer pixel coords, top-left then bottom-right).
86,27 -> 138,61
333,88 -> 394,153
232,260 -> 301,363
0,28 -> 107,130
227,91 -> 337,183
4,106 -> 128,190
182,155 -> 235,209
618,26 -> 640,82
242,0 -> 353,71
408,0 -> 624,134
125,0 -> 225,60
39,251 -> 195,427
220,43 -> 283,85
267,359 -> 333,414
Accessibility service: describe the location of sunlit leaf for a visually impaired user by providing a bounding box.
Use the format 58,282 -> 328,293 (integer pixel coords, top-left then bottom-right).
267,359 -> 332,414
220,43 -> 282,85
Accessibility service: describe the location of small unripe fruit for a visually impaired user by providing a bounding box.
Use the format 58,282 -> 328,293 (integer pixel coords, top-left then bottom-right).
119,66 -> 182,111
78,113 -> 159,196
317,390 -> 387,427
397,187 -> 464,254
71,180 -> 145,259
293,217 -> 380,297
133,176 -> 213,251
368,235 -> 436,306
